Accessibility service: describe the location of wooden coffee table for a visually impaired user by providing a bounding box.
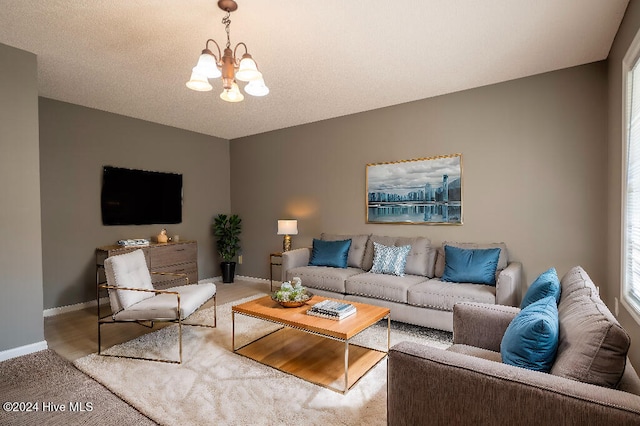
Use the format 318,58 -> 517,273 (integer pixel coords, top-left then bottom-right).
232,295 -> 390,394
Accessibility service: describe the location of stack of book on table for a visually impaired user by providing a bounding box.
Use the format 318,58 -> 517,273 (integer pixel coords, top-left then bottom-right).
307,300 -> 356,320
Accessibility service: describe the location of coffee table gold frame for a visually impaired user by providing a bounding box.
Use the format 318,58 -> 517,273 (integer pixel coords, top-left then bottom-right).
232,296 -> 390,394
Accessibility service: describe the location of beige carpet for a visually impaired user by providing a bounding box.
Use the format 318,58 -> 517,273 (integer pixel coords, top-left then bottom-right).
74,295 -> 451,426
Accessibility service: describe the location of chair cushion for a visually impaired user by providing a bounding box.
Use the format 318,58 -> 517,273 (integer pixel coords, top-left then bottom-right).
113,283 -> 216,321
521,267 -> 561,309
362,236 -> 435,277
407,279 -> 496,311
287,266 -> 363,293
104,249 -> 154,311
500,296 -> 559,373
345,272 -> 426,304
550,266 -> 630,388
441,245 -> 501,285
370,242 -> 412,276
321,233 -> 370,269
308,238 -> 351,268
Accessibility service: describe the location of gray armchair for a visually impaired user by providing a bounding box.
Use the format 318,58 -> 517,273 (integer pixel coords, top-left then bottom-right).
388,267 -> 640,425
98,249 -> 216,364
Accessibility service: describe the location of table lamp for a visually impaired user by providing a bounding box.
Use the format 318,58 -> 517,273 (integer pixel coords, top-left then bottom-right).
277,220 -> 298,252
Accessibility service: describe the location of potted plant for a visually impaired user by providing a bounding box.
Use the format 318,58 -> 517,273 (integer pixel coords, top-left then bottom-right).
213,214 -> 242,283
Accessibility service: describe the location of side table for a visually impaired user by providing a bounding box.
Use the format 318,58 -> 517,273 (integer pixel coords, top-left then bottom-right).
269,252 -> 282,291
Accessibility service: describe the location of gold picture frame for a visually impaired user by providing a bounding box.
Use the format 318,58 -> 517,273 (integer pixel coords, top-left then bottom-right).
366,153 -> 463,225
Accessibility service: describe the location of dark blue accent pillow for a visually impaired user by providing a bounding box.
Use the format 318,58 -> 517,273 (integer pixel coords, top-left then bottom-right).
308,238 -> 352,268
521,267 -> 561,309
441,245 -> 501,285
501,296 -> 559,373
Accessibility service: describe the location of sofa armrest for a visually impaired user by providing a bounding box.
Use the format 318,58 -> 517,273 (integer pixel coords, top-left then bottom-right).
452,302 -> 520,352
388,342 -> 640,426
495,261 -> 522,307
281,248 -> 311,282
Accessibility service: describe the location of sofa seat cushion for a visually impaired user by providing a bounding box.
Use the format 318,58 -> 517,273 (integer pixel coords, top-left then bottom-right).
447,344 -> 502,363
407,279 -> 496,311
362,236 -> 436,277
286,266 -> 363,293
551,266 -> 630,388
345,273 -> 427,304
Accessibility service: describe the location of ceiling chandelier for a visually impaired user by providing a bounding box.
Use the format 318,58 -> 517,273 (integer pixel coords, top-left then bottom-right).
186,0 -> 268,102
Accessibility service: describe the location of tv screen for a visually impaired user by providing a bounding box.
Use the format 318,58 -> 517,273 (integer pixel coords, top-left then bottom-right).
101,166 -> 183,225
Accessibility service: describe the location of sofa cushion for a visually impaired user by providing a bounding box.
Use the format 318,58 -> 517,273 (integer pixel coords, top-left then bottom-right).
286,266 -> 363,293
321,233 -> 370,269
345,272 -> 427,304
370,242 -> 412,276
550,266 -> 630,388
435,242 -> 509,278
407,279 -> 496,311
521,267 -> 561,309
362,235 -> 435,277
308,238 -> 351,268
441,245 -> 501,285
500,296 -> 559,373
447,344 -> 502,363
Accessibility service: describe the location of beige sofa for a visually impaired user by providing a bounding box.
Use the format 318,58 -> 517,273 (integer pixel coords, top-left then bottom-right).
388,266 -> 640,425
282,233 -> 522,332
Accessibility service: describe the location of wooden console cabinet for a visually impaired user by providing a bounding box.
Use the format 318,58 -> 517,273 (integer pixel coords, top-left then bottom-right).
96,241 -> 198,291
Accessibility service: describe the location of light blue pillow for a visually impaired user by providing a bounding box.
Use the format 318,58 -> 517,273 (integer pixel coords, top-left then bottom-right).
370,242 -> 411,276
308,238 -> 351,268
501,296 -> 559,373
441,245 -> 501,285
521,267 -> 561,309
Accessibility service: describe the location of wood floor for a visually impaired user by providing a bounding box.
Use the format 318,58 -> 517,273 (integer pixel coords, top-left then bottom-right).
44,278 -> 270,362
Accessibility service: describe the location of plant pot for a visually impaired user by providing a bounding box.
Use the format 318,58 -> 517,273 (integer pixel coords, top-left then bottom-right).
221,261 -> 236,283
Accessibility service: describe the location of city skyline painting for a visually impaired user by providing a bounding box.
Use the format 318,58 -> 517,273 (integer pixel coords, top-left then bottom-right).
366,154 -> 463,225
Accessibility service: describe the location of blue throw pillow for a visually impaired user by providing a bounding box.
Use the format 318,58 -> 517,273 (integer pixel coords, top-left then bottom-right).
370,242 -> 412,276
308,238 -> 351,268
521,267 -> 561,309
441,245 -> 501,285
500,296 -> 559,373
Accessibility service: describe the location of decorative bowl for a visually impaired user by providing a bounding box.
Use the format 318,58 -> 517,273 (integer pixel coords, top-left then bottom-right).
271,291 -> 314,308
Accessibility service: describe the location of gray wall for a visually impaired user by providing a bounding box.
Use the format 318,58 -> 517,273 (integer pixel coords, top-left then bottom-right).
608,0 -> 640,371
231,62 -> 607,303
39,98 -> 230,309
0,43 -> 44,351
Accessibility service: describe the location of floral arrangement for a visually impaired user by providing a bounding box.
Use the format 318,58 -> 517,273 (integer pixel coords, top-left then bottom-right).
273,277 -> 311,303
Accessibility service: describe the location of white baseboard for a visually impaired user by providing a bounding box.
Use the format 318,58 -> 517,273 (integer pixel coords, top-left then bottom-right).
43,297 -> 109,317
0,340 -> 48,362
199,275 -> 270,284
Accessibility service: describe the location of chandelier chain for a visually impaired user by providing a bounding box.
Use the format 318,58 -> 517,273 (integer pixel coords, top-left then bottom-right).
222,11 -> 232,49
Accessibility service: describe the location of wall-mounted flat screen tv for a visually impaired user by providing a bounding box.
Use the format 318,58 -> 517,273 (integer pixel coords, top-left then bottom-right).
101,166 -> 183,225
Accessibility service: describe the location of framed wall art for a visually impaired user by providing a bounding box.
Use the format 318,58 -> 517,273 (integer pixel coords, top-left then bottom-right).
366,153 -> 463,225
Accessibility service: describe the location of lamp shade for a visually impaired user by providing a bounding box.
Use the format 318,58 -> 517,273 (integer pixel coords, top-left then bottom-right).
186,70 -> 213,91
220,82 -> 244,102
193,51 -> 221,79
244,77 -> 269,97
277,220 -> 298,235
235,54 -> 262,82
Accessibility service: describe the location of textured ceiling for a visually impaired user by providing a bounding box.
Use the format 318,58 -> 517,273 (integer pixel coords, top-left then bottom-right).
0,0 -> 629,140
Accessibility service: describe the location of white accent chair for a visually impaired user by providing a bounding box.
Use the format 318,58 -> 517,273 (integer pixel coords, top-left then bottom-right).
98,249 -> 216,364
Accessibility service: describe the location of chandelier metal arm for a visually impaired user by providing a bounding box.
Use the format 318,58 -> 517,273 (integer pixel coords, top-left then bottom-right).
233,42 -> 250,67
204,39 -> 223,64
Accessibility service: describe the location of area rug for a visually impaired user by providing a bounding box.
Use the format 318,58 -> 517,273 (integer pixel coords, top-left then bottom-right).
74,295 -> 452,426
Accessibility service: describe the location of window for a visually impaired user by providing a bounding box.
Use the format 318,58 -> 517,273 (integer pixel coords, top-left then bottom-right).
622,29 -> 640,323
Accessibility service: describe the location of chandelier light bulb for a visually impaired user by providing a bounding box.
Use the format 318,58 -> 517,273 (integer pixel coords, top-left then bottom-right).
235,54 -> 262,82
193,51 -> 221,79
220,82 -> 244,102
186,70 -> 213,91
244,78 -> 269,97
